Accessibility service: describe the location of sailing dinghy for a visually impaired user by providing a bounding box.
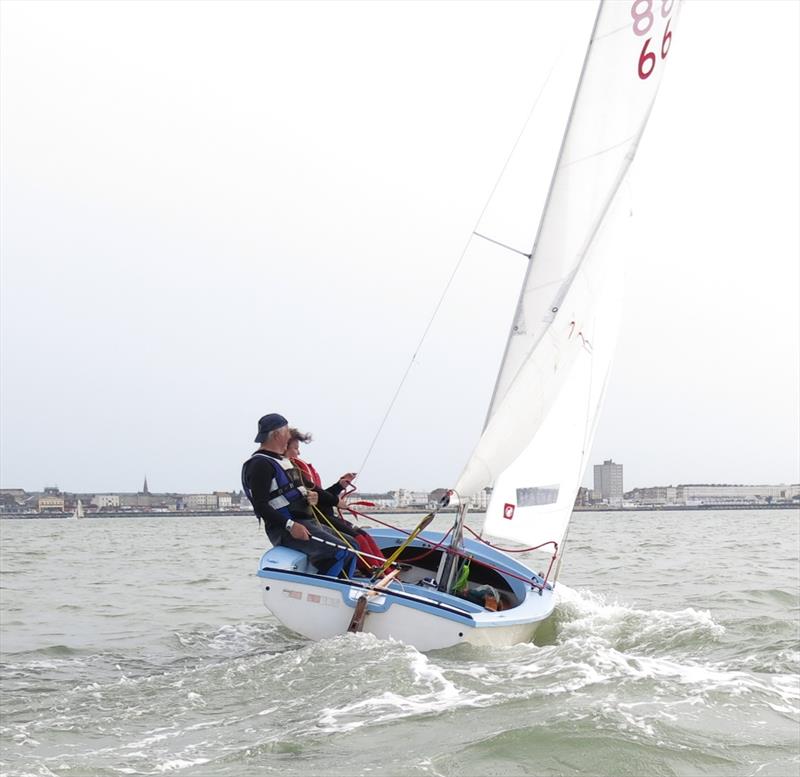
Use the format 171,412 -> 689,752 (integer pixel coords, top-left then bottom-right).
257,0 -> 681,650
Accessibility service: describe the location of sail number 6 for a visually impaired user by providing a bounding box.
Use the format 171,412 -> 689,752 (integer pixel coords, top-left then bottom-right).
631,0 -> 674,80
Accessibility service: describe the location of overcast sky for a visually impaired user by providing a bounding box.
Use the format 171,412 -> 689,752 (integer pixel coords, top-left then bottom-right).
1,0 -> 798,495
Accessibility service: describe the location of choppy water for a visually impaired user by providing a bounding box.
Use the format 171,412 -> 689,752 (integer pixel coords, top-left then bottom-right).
1,509 -> 798,777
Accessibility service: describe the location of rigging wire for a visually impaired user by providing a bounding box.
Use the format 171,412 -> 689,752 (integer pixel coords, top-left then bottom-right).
357,57 -> 561,478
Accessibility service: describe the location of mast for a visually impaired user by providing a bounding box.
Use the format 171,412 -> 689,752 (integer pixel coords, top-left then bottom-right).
437,501 -> 468,593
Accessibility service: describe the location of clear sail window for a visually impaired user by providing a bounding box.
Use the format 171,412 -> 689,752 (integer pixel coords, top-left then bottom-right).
517,486 -> 560,507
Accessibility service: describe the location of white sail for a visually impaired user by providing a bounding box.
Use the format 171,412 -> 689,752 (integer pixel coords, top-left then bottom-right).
455,0 -> 681,551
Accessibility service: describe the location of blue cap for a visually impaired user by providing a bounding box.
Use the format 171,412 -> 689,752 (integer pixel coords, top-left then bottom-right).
254,413 -> 288,443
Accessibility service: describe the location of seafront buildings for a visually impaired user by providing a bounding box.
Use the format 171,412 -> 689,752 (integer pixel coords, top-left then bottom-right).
0,485 -> 496,515
1,468 -> 798,516
625,483 -> 800,506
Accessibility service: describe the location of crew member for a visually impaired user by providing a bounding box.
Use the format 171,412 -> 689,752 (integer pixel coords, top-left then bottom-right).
242,413 -> 356,578
286,427 -> 387,573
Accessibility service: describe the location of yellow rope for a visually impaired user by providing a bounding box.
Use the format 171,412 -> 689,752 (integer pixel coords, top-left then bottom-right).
309,501 -> 374,580
310,502 -> 357,548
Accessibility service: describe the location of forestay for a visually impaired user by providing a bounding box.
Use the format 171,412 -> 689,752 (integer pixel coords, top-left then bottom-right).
455,0 -> 682,555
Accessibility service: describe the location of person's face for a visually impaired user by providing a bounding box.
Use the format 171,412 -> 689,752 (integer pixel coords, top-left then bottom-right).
273,425 -> 291,453
286,438 -> 300,458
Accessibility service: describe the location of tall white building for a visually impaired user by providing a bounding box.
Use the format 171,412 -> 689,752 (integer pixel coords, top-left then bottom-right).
593,459 -> 623,506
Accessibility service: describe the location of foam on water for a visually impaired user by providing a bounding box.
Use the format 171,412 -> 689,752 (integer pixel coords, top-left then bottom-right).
2,509 -> 798,776
555,584 -> 726,652
315,636 -> 502,732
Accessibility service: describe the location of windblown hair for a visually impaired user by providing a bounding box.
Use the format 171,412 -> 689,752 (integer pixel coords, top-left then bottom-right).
288,427 -> 313,444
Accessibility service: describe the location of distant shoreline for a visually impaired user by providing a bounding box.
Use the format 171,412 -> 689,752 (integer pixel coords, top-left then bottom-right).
1,503 -> 797,520
573,502 -> 799,512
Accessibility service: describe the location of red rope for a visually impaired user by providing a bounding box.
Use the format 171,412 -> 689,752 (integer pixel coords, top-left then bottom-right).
462,525 -> 559,589
542,549 -> 557,585
400,526 -> 453,563
342,504 -> 557,591
432,541 -> 548,591
463,524 -> 557,554
344,506 -> 414,535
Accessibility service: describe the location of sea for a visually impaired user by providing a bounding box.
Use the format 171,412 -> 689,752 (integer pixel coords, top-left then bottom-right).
1,509 -> 798,777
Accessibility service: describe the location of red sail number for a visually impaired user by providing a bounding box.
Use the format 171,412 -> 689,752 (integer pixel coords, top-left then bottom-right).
634,0 -> 675,79
638,37 -> 656,79
631,0 -> 655,36
661,18 -> 672,58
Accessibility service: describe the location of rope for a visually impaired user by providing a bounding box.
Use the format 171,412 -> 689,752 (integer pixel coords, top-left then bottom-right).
400,526 -> 454,563
343,503 -> 557,590
345,504 -> 556,558
344,505 -> 415,535
463,524 -> 557,554
310,502 -> 357,551
309,502 -> 364,579
430,541 -> 547,592
340,504 -> 450,563
356,62 -> 560,479
305,533 -> 386,564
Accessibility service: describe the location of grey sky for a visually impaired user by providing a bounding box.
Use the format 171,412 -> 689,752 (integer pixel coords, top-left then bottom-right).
1,0 -> 798,495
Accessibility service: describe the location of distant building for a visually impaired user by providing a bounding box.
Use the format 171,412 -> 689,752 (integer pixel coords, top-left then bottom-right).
120,493 -> 154,509
37,494 -> 64,512
679,484 -> 800,505
94,494 -> 121,509
354,493 -> 396,509
394,489 -> 429,508
0,491 -> 25,512
213,492 -> 233,510
624,483 -> 800,506
467,488 -> 492,511
627,486 -> 677,505
593,459 -> 623,506
182,493 -> 219,510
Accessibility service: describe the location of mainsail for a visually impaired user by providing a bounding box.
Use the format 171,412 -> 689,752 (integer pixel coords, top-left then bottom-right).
455,0 -> 681,554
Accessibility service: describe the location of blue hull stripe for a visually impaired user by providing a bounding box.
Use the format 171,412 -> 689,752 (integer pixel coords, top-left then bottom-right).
257,567 -> 552,629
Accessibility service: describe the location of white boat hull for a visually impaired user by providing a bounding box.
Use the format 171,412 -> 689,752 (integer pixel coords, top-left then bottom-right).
257,529 -> 555,651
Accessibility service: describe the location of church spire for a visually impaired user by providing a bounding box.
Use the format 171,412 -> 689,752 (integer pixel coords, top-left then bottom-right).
143,476 -> 150,495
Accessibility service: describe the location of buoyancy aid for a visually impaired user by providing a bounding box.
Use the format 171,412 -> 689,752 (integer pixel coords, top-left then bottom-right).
241,452 -> 308,520
291,456 -> 322,487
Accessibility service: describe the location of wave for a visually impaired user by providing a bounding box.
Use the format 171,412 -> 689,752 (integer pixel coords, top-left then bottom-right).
553,584 -> 726,654
2,590 -> 797,776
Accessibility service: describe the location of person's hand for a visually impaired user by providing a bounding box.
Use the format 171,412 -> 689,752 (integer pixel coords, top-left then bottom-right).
290,522 -> 311,541
337,495 -> 349,509
339,472 -> 357,487
307,490 -> 319,507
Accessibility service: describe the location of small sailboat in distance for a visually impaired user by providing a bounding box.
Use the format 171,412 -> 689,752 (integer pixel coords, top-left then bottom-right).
256,0 -> 682,650
69,499 -> 84,521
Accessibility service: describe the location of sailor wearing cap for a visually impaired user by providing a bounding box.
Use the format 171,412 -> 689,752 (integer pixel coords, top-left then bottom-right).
241,413 -> 356,577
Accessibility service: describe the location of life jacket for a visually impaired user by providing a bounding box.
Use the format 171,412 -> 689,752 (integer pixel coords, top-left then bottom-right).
241,452 -> 308,520
291,456 -> 322,487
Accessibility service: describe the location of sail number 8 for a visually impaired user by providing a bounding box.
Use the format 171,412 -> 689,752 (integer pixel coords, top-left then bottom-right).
631,0 -> 674,80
